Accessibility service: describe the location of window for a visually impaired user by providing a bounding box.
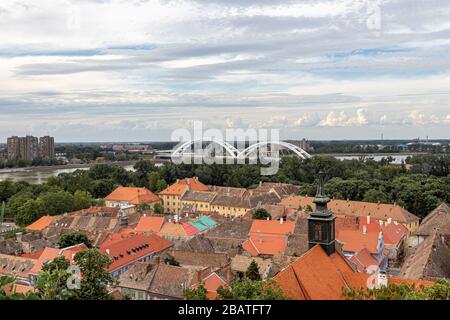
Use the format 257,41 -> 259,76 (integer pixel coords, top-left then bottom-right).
314,224 -> 322,241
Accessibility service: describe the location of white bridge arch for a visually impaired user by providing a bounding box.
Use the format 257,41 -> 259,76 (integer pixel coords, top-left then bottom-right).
171,138 -> 239,158
237,141 -> 311,160
170,139 -> 311,160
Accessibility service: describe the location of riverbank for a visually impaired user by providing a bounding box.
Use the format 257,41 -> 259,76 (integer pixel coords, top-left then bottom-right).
0,160 -> 138,184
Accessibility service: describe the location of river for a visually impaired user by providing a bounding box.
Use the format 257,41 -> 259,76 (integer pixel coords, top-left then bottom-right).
0,163 -> 136,184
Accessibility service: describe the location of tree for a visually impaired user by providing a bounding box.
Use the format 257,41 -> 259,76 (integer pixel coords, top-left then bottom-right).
253,208 -> 271,220
15,199 -> 44,227
73,190 -> 93,210
73,249 -> 115,300
58,232 -> 92,248
35,257 -> 74,300
164,256 -> 180,266
153,202 -> 164,215
148,171 -> 167,193
216,278 -> 286,300
185,283 -> 209,300
343,279 -> 450,300
363,189 -> 389,203
36,191 -> 76,216
245,260 -> 261,281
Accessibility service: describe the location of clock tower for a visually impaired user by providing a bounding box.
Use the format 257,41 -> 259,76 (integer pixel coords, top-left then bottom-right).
308,171 -> 336,256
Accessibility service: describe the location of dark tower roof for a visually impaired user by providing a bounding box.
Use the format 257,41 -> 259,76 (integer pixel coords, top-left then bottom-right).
308,171 -> 336,256
311,171 -> 332,217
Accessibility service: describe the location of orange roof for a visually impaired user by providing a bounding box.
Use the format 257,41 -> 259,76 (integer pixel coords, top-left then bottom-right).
159,177 -> 208,196
337,229 -> 380,254
192,272 -> 226,300
100,233 -> 173,272
280,196 -> 419,224
26,215 -> 54,231
349,248 -> 380,272
362,220 -> 407,245
134,216 -> 165,233
274,245 -> 354,300
105,187 -> 160,204
242,236 -> 288,256
249,220 -> 295,236
13,284 -> 35,294
21,248 -> 45,260
30,244 -> 88,275
158,222 -> 193,237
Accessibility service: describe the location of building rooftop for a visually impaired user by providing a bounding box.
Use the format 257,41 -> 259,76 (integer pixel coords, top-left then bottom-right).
105,187 -> 160,204
281,195 -> 420,224
416,203 -> 450,236
118,262 -> 193,299
169,250 -> 229,269
100,233 -> 173,272
399,232 -> 450,280
159,177 -> 208,196
134,216 -> 165,234
26,216 -> 54,232
29,243 -> 87,275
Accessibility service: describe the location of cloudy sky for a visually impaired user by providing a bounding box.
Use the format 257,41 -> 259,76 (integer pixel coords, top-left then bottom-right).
0,0 -> 449,142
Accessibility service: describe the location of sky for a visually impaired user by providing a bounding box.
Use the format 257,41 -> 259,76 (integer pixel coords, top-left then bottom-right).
0,0 -> 449,142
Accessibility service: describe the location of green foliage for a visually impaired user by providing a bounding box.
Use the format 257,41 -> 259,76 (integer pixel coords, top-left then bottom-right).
343,279 -> 450,300
185,283 -> 209,300
363,189 -> 389,203
57,232 -> 91,248
73,249 -> 115,300
253,208 -> 271,220
148,171 -> 167,193
216,278 -> 286,300
153,202 -> 164,215
35,257 -> 74,300
245,260 -> 261,281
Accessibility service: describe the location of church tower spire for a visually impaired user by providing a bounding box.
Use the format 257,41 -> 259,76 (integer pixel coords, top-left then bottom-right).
308,171 -> 336,255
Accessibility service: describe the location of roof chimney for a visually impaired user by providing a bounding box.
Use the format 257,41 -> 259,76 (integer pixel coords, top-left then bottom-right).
106,249 -> 110,255
376,271 -> 388,288
280,218 -> 284,224
387,218 -> 392,224
362,225 -> 367,235
367,215 -> 371,225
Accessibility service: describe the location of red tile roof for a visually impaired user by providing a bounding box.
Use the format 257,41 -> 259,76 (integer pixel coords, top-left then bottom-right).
337,229 -> 380,254
275,245 -> 434,300
274,245 -> 354,300
105,187 -> 160,204
100,233 -> 173,272
26,216 -> 54,232
281,196 -> 419,224
249,220 -> 295,236
20,248 -> 45,260
159,178 -> 208,196
30,244 -> 88,275
134,216 -> 165,233
242,236 -> 288,256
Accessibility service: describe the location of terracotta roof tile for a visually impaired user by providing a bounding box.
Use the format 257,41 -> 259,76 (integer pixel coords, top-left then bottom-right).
250,220 -> 295,236
159,178 -> 208,196
105,187 -> 160,204
26,216 -> 54,232
100,233 -> 173,272
281,196 -> 419,224
134,216 -> 165,233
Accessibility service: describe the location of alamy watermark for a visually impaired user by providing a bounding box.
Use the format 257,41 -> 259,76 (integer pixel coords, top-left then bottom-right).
170,121 -> 281,176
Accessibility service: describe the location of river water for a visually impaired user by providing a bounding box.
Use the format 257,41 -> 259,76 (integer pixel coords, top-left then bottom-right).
0,164 -> 136,184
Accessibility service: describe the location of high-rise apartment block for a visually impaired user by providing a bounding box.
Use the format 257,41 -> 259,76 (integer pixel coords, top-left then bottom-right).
39,136 -> 55,159
7,135 -> 55,161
